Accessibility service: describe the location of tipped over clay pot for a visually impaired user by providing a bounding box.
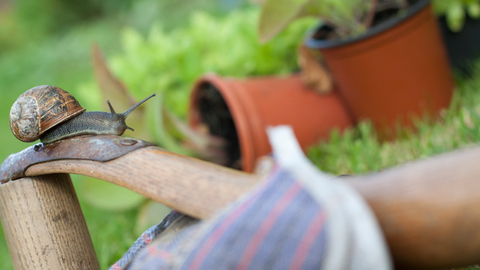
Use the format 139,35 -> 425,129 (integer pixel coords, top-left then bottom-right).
188,74 -> 353,172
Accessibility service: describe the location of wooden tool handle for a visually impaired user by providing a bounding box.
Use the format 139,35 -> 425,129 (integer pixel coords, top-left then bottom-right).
349,145 -> 480,269
17,141 -> 480,269
25,146 -> 261,219
0,174 -> 99,270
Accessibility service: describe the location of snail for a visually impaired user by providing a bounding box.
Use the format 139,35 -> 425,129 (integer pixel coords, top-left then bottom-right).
9,85 -> 155,145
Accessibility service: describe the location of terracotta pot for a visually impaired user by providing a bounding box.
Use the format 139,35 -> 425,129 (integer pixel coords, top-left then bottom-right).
305,0 -> 454,137
188,74 -> 353,172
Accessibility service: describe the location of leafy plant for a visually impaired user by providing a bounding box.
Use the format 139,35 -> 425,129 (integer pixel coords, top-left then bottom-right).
103,8 -> 315,117
433,0 -> 480,32
257,0 -> 412,43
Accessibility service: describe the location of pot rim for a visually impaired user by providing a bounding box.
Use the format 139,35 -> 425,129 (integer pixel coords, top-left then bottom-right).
305,0 -> 431,49
189,73 -> 256,172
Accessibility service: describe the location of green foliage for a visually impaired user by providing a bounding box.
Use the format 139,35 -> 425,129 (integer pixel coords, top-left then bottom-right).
0,225 -> 13,269
102,8 -> 315,117
75,180 -> 140,269
0,10 -> 125,270
146,92 -> 196,156
0,10 -> 23,52
125,0 -> 248,34
257,0 -> 419,42
258,0 -> 371,42
433,0 -> 480,32
14,0 -> 134,38
79,177 -> 146,211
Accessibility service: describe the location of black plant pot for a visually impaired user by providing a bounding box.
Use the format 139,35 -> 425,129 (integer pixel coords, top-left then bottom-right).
439,15 -> 480,76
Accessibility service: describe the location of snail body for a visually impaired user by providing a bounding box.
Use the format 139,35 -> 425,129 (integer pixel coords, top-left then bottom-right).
9,85 -> 155,144
40,111 -> 129,144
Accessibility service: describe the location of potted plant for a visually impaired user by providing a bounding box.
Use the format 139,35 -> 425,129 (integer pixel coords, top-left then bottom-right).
259,0 -> 455,138
433,0 -> 480,75
188,74 -> 353,172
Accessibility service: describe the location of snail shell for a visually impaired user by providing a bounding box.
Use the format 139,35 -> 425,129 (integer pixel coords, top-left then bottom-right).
9,85 -> 86,142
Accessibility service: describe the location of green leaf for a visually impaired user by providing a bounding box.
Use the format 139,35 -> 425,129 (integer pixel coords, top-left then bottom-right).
258,0 -> 310,43
258,0 -> 372,42
432,0 -> 450,16
147,92 -> 195,156
467,2 -> 480,18
92,43 -> 136,108
80,177 -> 146,211
121,27 -> 145,55
447,1 -> 466,32
92,43 -> 153,141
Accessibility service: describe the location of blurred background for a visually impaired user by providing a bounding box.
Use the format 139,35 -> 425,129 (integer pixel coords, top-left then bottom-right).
1,0 -> 480,269
0,0 -> 313,268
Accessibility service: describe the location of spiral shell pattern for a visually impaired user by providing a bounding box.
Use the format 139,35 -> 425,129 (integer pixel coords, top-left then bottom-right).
9,85 -> 86,142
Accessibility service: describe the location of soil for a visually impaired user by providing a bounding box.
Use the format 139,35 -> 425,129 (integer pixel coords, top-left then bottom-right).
197,83 -> 241,169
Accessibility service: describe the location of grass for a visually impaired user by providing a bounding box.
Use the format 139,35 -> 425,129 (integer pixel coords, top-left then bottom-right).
78,198 -> 139,269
